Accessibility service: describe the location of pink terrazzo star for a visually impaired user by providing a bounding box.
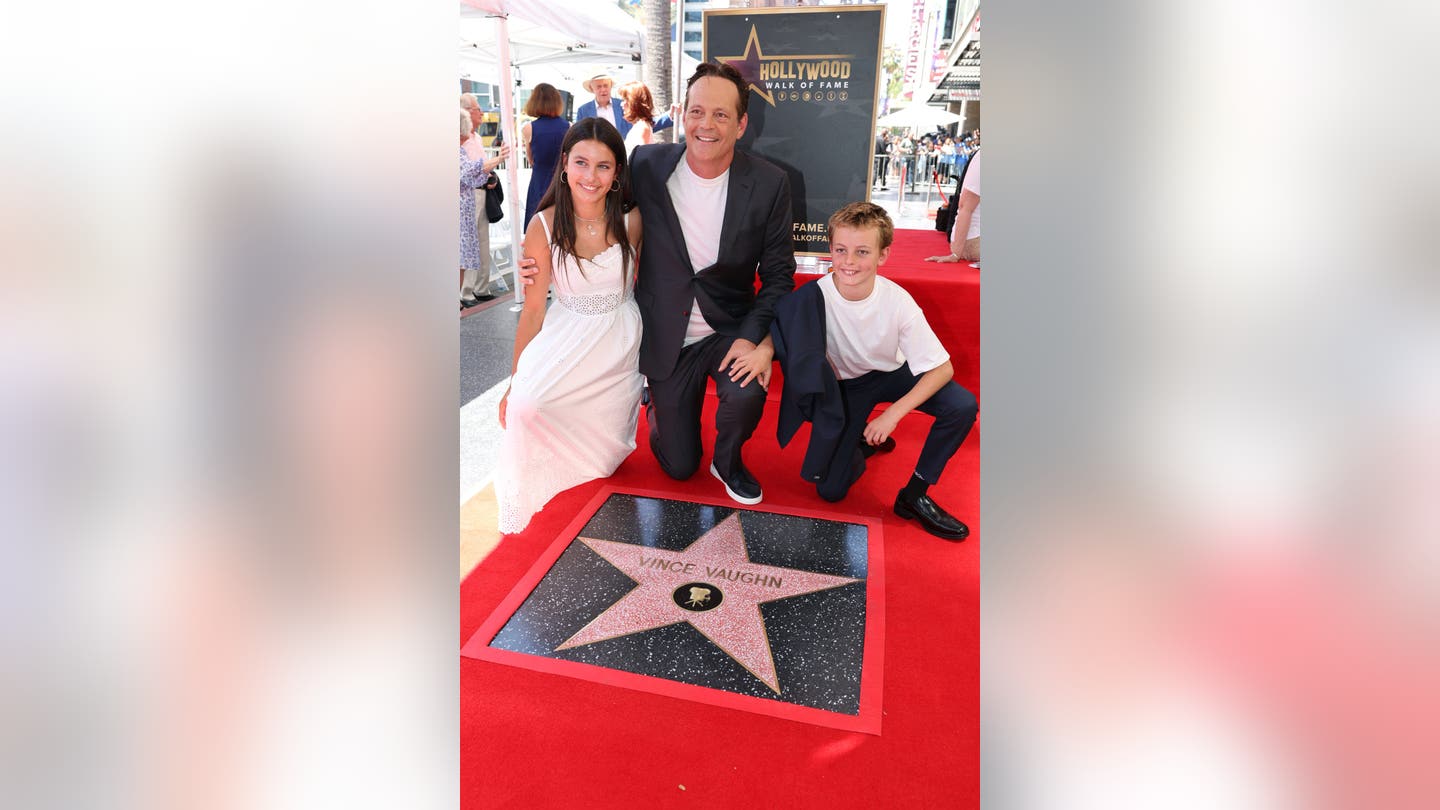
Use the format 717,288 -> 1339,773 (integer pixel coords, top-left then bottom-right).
556,513 -> 860,693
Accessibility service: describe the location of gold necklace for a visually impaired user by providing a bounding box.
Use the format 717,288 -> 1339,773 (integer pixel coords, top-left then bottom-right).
574,211 -> 605,236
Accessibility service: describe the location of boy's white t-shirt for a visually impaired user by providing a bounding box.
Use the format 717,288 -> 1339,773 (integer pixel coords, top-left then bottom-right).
666,158 -> 729,345
816,274 -> 950,381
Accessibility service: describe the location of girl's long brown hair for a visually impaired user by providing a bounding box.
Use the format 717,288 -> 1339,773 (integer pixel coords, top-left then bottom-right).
534,118 -> 635,284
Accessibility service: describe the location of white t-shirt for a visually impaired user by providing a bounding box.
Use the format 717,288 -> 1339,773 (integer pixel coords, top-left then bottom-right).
665,157 -> 730,345
817,274 -> 950,381
956,151 -> 981,240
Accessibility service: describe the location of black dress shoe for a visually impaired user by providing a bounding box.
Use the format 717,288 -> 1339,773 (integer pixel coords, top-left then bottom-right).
893,491 -> 969,540
710,462 -> 763,505
859,436 -> 897,458
473,292 -> 498,302
461,297 -> 479,310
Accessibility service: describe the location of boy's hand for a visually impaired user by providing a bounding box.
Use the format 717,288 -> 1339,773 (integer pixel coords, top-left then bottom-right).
516,255 -> 540,286
863,410 -> 902,446
718,338 -> 772,388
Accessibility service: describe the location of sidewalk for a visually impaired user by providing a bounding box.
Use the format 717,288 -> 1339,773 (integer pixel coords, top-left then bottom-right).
871,166 -> 958,231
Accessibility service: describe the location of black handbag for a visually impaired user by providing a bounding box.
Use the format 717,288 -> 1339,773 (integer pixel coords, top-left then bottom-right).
934,198 -> 955,233
484,176 -> 504,224
934,148 -> 976,233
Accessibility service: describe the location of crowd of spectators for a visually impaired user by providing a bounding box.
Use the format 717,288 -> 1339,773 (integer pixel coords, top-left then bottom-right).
873,128 -> 980,191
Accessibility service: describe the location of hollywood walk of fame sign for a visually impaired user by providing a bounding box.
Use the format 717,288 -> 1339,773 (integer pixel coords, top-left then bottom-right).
703,6 -> 886,256
462,489 -> 887,734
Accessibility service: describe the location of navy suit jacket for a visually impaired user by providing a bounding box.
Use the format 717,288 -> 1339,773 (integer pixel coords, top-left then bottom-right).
771,282 -> 850,482
629,144 -> 796,381
575,98 -> 674,140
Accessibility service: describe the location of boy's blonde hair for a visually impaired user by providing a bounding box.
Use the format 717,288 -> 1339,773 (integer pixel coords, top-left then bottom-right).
827,202 -> 895,249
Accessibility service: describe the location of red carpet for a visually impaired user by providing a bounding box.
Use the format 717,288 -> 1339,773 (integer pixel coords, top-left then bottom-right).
462,228 -> 978,808
863,226 -> 980,396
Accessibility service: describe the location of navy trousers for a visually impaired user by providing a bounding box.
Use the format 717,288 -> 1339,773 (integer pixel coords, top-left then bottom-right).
647,333 -> 768,481
816,363 -> 977,502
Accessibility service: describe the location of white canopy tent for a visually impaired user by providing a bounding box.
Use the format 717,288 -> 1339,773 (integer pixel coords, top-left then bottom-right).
876,103 -> 964,131
459,7 -> 699,114
459,0 -> 646,95
460,0 -> 642,59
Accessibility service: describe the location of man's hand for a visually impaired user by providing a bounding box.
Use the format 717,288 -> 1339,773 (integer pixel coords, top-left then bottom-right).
863,410 -> 902,446
718,338 -> 773,388
483,143 -> 513,173
924,252 -> 962,263
516,255 -> 540,286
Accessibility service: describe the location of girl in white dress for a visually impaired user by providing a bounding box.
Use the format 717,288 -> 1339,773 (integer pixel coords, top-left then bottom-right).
495,118 -> 644,534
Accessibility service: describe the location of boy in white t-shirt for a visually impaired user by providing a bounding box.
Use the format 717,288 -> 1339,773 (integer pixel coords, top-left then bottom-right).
767,202 -> 977,540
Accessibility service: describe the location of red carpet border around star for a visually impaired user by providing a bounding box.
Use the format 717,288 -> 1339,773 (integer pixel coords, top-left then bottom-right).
464,486 -> 888,734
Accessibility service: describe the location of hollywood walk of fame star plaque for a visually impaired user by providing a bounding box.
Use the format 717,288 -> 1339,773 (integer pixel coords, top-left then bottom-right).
461,488 -> 886,734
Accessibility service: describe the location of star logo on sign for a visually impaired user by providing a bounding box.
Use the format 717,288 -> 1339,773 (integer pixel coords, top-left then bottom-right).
716,26 -> 775,107
556,513 -> 860,693
714,25 -> 856,110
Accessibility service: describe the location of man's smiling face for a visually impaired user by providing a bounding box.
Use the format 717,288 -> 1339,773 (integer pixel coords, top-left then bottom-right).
682,76 -> 747,171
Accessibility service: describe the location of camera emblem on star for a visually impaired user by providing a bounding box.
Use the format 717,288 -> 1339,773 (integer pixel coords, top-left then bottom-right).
673,582 -> 724,612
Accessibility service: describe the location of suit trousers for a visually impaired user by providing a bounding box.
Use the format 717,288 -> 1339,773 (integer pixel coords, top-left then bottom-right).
815,364 -> 978,503
646,333 -> 768,481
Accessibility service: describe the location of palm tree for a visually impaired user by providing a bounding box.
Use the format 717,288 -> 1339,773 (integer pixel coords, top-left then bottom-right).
642,0 -> 673,142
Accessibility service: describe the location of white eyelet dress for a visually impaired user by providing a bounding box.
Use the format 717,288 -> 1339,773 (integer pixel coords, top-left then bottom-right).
494,213 -> 643,534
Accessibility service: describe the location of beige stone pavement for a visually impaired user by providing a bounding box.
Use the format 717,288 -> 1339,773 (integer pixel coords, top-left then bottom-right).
461,484 -> 503,580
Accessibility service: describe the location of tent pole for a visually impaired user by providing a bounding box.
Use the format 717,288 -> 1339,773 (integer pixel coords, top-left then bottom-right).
495,13 -> 525,305
673,12 -> 684,140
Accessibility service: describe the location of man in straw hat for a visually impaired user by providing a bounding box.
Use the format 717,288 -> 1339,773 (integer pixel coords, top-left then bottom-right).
575,71 -> 674,140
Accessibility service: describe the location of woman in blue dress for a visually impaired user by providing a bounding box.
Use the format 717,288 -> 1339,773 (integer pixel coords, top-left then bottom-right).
521,83 -> 570,230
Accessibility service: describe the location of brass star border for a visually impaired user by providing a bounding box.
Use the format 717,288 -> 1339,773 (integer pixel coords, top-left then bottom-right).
554,515 -> 861,694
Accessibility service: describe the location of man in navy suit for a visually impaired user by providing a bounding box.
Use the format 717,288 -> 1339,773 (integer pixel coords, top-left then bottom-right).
627,63 -> 795,506
574,72 -> 674,140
